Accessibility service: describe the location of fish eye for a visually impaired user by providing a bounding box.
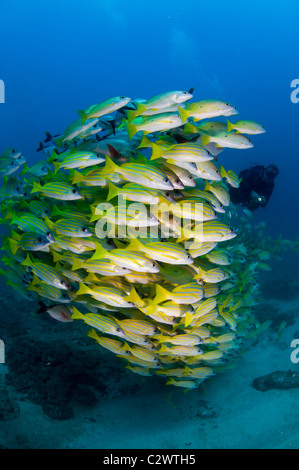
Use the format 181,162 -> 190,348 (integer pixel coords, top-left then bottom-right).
116,327 -> 122,332
38,237 -> 42,242
82,227 -> 88,232
10,161 -> 14,165
163,177 -> 169,183
120,96 -> 126,99
187,254 -> 192,259
152,262 -> 156,267
72,189 -> 78,194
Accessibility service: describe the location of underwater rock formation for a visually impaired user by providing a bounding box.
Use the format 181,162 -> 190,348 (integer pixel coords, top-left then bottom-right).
4,336 -> 107,420
0,379 -> 20,421
252,370 -> 299,391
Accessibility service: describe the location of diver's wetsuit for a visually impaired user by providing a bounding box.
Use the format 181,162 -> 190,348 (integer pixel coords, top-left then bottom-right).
230,165 -> 275,211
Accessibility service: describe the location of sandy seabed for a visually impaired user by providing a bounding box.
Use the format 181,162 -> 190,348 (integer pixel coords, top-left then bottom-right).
1,293 -> 299,450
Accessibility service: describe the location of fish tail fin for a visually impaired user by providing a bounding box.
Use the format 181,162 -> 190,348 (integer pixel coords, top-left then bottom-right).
44,131 -> 52,142
30,181 -> 42,194
125,287 -> 145,308
184,312 -> 194,328
135,102 -> 146,116
159,344 -> 170,354
10,230 -> 21,241
87,328 -> 100,342
20,163 -> 29,175
138,134 -> 153,149
107,181 -> 120,201
84,272 -> 99,284
21,253 -> 32,267
51,250 -> 63,263
90,241 -> 108,260
150,142 -> 163,161
127,236 -> 143,252
154,285 -> 170,304
183,122 -> 198,134
44,215 -> 54,231
89,204 -> 100,223
71,306 -> 86,320
50,204 -> 62,218
127,122 -> 138,139
71,256 -> 84,271
178,106 -> 189,123
72,170 -> 84,185
166,378 -> 175,385
101,155 -> 118,176
220,165 -> 227,179
122,342 -> 132,352
76,282 -> 90,297
56,137 -> 63,149
156,334 -> 168,344
78,110 -> 87,123
53,161 -> 60,174
127,103 -> 146,121
126,110 -> 138,122
37,301 -> 48,314
201,134 -> 211,147
8,238 -> 19,255
36,142 -> 44,152
193,267 -> 204,282
8,238 -> 18,255
48,149 -> 59,163
226,119 -> 234,132
9,212 -> 18,226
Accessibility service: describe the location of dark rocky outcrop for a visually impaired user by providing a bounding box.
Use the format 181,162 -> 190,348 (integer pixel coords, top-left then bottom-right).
252,370 -> 299,391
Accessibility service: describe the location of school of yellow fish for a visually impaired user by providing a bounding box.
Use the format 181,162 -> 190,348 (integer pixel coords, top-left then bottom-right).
0,90 -> 274,389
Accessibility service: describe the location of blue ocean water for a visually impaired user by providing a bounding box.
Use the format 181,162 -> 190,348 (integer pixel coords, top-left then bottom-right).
1,0 -> 299,450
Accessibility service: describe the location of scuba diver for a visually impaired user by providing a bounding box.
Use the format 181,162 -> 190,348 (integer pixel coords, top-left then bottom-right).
230,164 -> 279,212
